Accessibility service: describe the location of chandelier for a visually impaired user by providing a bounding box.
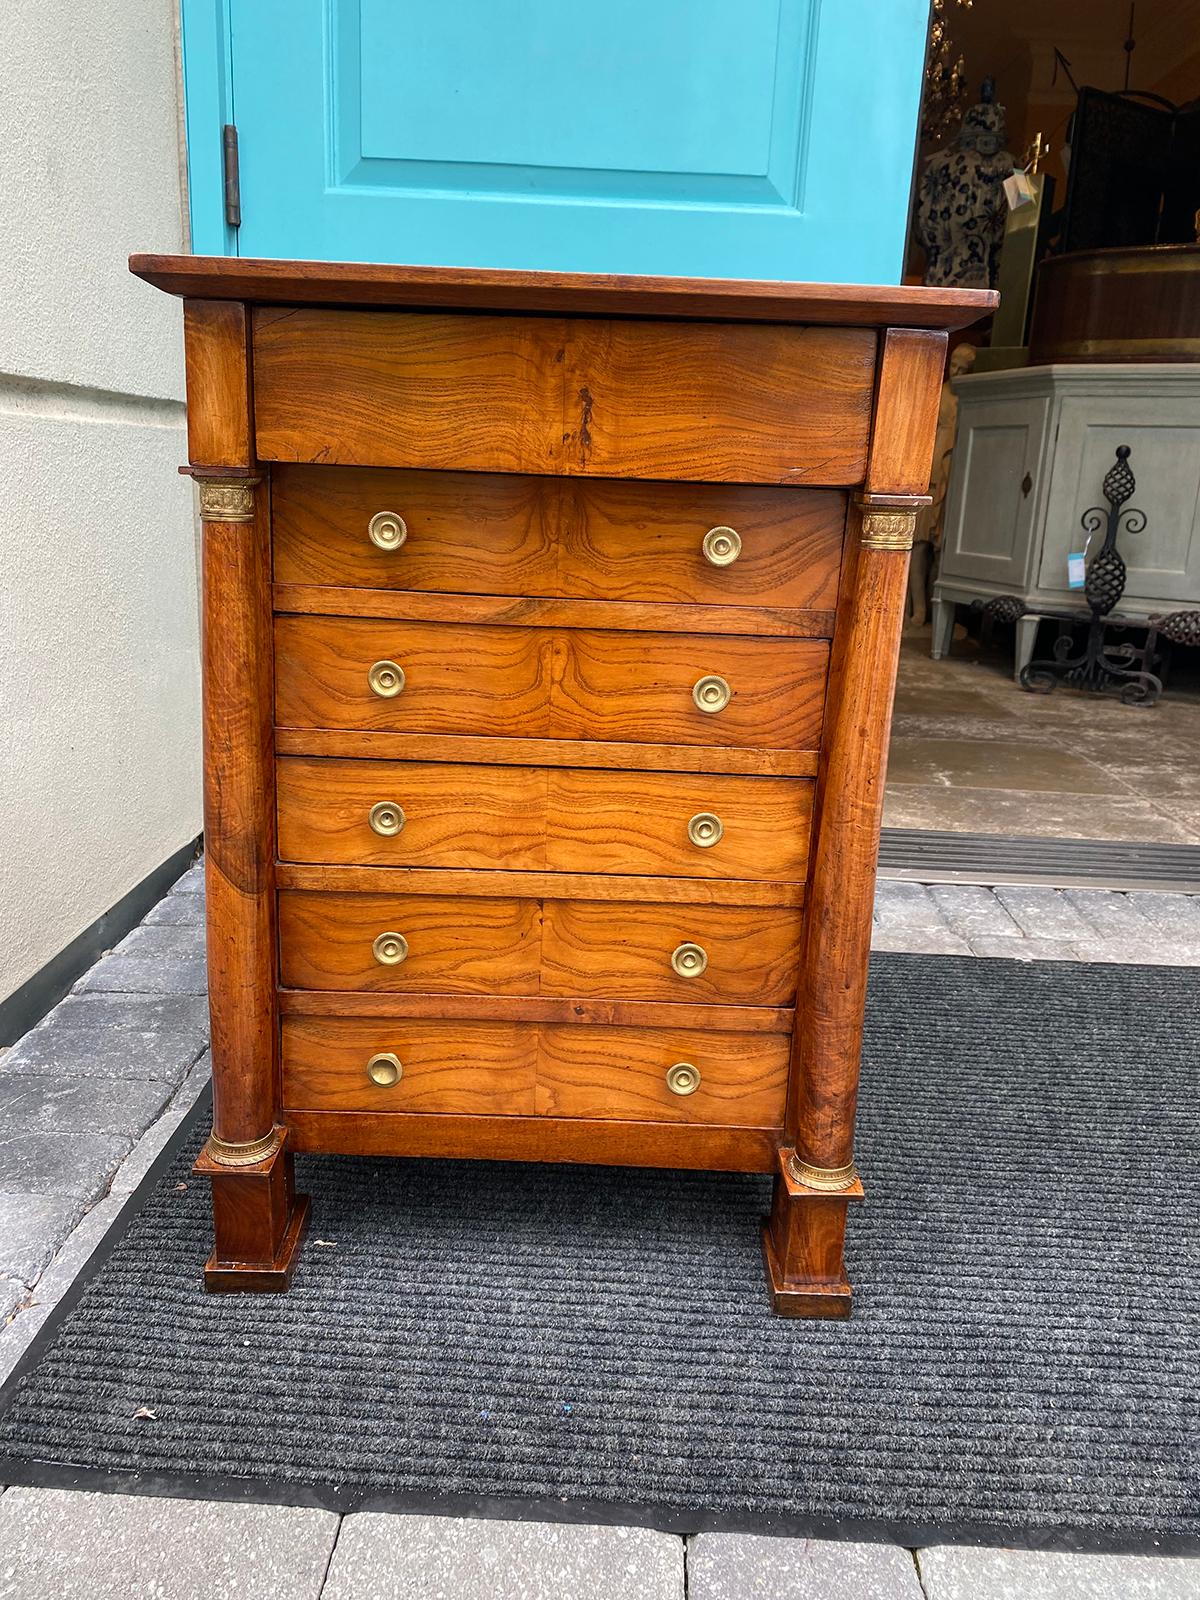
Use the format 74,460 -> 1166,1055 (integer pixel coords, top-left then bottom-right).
923,0 -> 973,145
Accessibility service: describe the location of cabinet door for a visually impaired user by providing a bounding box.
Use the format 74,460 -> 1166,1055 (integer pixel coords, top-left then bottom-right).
940,397 -> 1048,589
184,0 -> 929,281
1036,399 -> 1200,606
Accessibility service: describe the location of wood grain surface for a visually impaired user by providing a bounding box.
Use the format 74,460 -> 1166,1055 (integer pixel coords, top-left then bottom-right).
274,727 -> 819,779
276,863 -> 806,909
537,1024 -> 789,1126
251,309 -> 874,484
273,584 -> 837,642
284,1109 -> 778,1172
282,1016 -> 788,1128
283,1017 -> 537,1116
274,615 -> 827,751
272,466 -> 846,610
279,889 -> 801,1004
275,757 -> 812,881
133,253 -> 997,331
279,988 -> 793,1032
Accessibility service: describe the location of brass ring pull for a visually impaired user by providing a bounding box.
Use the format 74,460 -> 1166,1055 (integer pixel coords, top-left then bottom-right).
687,812 -> 723,848
368,659 -> 405,698
366,1051 -> 403,1087
666,1062 -> 701,1096
372,931 -> 409,966
702,526 -> 741,567
368,511 -> 408,552
671,942 -> 708,978
692,674 -> 731,714
368,801 -> 405,837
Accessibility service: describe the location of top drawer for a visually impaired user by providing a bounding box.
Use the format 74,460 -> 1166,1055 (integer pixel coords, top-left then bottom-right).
252,309 -> 876,486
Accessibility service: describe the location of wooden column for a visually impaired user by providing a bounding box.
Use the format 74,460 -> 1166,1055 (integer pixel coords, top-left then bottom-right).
764,328 -> 946,1317
182,300 -> 309,1291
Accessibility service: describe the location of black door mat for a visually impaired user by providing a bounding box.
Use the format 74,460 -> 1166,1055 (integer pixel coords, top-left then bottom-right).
1,953 -> 1198,1553
879,828 -> 1200,892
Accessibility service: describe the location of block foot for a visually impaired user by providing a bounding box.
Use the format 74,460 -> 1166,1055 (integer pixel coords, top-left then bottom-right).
760,1147 -> 863,1319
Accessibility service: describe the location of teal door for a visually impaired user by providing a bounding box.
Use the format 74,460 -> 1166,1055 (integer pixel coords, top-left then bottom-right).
182,0 -> 929,282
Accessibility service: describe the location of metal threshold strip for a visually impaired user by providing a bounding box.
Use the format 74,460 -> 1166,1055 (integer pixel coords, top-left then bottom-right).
878,829 -> 1200,894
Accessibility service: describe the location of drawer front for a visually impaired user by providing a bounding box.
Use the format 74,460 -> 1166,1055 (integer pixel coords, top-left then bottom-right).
282,1017 -> 537,1115
536,1025 -> 789,1127
279,890 -> 802,1005
252,309 -> 875,485
275,616 -> 828,751
279,891 -> 542,996
277,758 -> 813,881
282,1017 -> 788,1128
272,466 -> 845,611
539,901 -> 801,1004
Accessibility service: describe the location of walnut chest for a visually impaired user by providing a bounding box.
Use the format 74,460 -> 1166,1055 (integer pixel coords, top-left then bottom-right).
132,255 -> 992,1315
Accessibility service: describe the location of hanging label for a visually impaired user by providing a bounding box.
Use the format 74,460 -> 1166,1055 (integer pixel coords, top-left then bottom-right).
1003,171 -> 1037,210
1067,552 -> 1087,588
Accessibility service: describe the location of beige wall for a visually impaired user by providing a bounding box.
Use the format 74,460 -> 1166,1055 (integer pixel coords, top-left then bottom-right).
0,0 -> 201,1004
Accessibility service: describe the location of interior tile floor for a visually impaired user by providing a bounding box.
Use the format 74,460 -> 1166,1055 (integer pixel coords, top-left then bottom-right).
885,624 -> 1200,843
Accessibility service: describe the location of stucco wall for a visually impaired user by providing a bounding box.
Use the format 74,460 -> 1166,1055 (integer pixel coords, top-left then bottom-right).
0,0 -> 201,1004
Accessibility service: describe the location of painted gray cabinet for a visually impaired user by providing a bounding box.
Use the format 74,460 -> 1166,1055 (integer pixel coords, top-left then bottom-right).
933,364 -> 1200,676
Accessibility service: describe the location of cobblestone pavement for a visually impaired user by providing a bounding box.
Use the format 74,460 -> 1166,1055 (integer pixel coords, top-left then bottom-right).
1,861 -> 1197,1595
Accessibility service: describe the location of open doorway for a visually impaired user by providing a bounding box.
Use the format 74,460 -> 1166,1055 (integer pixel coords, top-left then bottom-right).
887,0 -> 1200,869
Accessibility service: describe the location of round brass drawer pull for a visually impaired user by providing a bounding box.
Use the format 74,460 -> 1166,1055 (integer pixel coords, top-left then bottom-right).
671,942 -> 708,978
368,511 -> 408,552
368,659 -> 405,698
692,674 -> 731,714
666,1061 -> 701,1096
702,526 -> 741,567
687,811 -> 723,848
366,1051 -> 403,1087
372,931 -> 409,966
368,801 -> 406,837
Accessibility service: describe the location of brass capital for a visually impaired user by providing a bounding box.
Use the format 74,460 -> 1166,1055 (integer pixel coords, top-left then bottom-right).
194,477 -> 259,523
860,509 -> 917,551
786,1153 -> 860,1191
204,1126 -> 284,1168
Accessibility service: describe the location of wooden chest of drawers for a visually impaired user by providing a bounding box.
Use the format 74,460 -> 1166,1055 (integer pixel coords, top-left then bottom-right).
132,255 -> 991,1316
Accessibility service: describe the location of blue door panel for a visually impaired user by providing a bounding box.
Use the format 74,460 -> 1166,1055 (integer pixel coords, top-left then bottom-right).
185,0 -> 928,282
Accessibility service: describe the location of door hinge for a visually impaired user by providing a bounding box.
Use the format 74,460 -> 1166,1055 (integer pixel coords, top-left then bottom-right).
222,124 -> 241,229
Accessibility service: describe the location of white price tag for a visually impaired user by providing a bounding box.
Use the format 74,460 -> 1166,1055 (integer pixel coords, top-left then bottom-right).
1067,552 -> 1087,589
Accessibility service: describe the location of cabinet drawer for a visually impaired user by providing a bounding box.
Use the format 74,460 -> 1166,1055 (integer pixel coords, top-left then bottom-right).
536,1025 -> 789,1127
281,1016 -> 788,1128
282,1017 -> 537,1116
275,616 -> 828,751
272,467 -> 845,611
253,309 -> 875,485
276,758 -> 813,881
279,889 -> 802,1005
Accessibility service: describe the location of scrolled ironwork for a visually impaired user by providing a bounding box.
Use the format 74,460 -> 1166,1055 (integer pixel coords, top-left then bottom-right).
1018,444 -> 1161,705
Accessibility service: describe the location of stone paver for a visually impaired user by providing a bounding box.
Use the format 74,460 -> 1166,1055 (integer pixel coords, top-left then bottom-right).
171,863 -> 206,894
918,1544 -> 1200,1599
1126,891 -> 1200,941
0,1488 -> 338,1600
45,991 -> 209,1036
74,950 -> 208,996
872,880 -> 949,931
112,922 -> 205,961
0,1075 -> 173,1139
108,1054 -> 212,1197
991,885 -> 1095,942
322,1514 -> 682,1600
1,1019 -> 207,1084
871,927 -> 972,956
1061,888 -> 1158,939
0,1192 -> 86,1285
967,936 -> 1080,963
0,1131 -> 129,1201
141,893 -> 205,926
0,1275 -> 26,1323
928,883 -> 1022,940
689,1533 -> 923,1598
